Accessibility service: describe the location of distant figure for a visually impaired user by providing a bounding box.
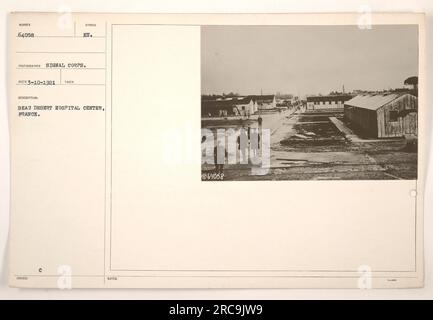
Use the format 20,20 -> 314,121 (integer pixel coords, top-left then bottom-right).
257,115 -> 263,127
237,127 -> 248,164
201,135 -> 207,160
250,128 -> 260,158
214,141 -> 227,174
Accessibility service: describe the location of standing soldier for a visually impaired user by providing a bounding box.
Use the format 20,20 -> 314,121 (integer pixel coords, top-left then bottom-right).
250,128 -> 260,159
214,141 -> 227,174
237,127 -> 249,164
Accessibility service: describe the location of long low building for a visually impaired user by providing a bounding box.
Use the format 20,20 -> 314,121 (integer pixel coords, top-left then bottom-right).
344,93 -> 418,138
306,94 -> 353,110
202,95 -> 276,117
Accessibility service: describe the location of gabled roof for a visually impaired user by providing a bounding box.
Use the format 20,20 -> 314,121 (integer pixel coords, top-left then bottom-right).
344,93 -> 405,111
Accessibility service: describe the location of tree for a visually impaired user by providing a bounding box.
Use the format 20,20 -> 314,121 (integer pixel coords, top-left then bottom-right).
404,76 -> 418,86
404,76 -> 418,96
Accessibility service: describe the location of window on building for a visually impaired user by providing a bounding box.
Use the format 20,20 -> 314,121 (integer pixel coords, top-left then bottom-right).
389,110 -> 399,122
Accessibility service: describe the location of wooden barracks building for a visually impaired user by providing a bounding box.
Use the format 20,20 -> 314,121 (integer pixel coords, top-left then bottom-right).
306,94 -> 353,110
344,93 -> 418,138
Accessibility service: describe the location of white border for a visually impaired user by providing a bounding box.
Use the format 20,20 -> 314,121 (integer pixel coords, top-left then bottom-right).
1,0 -> 432,299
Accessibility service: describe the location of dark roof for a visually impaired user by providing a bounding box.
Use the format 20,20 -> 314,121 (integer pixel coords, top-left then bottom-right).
201,99 -> 237,110
307,94 -> 353,102
201,95 -> 274,108
246,95 -> 274,103
234,97 -> 253,104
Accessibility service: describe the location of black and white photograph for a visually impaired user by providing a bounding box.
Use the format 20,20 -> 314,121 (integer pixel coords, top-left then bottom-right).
3,8 -> 430,295
201,25 -> 419,181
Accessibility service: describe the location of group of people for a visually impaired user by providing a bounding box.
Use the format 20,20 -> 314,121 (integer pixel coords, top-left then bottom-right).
213,125 -> 262,174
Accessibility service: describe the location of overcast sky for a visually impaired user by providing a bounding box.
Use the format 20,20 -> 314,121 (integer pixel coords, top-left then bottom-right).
201,25 -> 418,97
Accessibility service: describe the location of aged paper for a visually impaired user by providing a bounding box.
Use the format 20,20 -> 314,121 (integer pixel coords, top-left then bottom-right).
8,12 -> 425,288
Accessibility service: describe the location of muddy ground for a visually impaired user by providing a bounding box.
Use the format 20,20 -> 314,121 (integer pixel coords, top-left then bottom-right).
202,108 -> 417,181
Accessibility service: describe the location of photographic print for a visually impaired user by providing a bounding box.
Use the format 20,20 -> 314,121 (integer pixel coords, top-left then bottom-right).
201,25 -> 419,181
